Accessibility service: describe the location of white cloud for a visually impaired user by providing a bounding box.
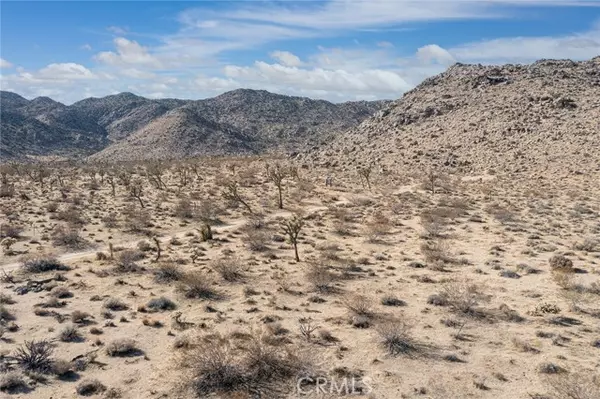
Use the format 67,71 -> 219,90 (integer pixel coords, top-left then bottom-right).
448,29 -> 600,63
21,63 -> 100,82
417,45 -> 456,65
0,58 -> 13,69
119,68 -> 156,79
80,44 -> 92,51
95,37 -> 162,68
269,51 -> 303,67
224,61 -> 411,99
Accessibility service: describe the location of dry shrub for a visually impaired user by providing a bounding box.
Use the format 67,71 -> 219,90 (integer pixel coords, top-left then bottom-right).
76,379 -> 106,396
58,324 -> 82,342
178,271 -> 222,300
52,225 -> 88,250
549,254 -> 574,271
437,281 -> 489,317
0,372 -> 28,393
552,270 -> 575,290
103,298 -> 128,311
101,212 -> 119,228
377,320 -> 418,357
174,198 -> 195,219
154,262 -> 183,283
211,257 -> 245,282
14,339 -> 54,372
344,295 -> 374,318
122,206 -> 152,233
0,223 -> 23,239
180,335 -> 314,397
574,238 -> 598,252
305,263 -> 338,293
0,305 -> 16,323
56,205 -> 87,227
21,255 -> 69,273
71,310 -> 92,324
146,297 -> 177,312
244,230 -> 270,252
364,213 -> 392,242
115,250 -> 145,273
105,339 -> 142,357
420,240 -> 455,265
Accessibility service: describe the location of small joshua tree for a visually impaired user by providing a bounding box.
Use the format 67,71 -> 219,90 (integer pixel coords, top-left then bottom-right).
199,224 -> 212,241
358,164 -> 373,190
424,169 -> 441,194
282,214 -> 304,262
222,181 -> 253,214
267,163 -> 287,209
129,178 -> 145,208
1,237 -> 17,255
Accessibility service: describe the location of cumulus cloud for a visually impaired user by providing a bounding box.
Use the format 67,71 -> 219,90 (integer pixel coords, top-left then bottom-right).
95,38 -> 162,68
270,51 -> 303,67
0,58 -> 13,69
417,45 -> 456,65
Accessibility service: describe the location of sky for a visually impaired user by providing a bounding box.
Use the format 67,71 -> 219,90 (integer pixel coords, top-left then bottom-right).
1,0 -> 599,104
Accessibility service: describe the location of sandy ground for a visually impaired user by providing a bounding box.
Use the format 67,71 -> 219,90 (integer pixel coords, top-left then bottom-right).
1,160 -> 599,399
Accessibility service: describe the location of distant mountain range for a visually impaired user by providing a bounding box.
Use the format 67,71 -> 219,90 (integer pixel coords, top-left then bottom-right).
0,89 -> 390,161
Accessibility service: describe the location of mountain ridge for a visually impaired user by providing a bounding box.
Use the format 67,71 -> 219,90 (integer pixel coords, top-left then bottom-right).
0,89 -> 390,161
304,57 -> 600,176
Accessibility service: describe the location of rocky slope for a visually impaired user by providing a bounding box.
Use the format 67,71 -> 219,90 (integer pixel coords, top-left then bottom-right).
0,90 -> 388,161
305,58 -> 600,176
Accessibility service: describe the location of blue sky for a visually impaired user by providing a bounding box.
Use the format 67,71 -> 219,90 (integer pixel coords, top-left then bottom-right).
1,1 -> 599,103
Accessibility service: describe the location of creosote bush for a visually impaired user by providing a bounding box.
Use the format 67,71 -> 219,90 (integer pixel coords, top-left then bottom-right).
146,297 -> 177,311
549,254 -> 573,271
76,379 -> 106,396
21,255 -> 69,274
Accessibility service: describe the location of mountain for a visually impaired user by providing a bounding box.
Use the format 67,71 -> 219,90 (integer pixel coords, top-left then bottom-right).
0,89 -> 389,161
304,58 -> 600,176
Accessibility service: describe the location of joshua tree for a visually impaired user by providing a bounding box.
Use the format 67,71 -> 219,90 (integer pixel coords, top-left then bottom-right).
282,214 -> 304,262
129,178 -> 145,208
424,169 -> 441,195
222,181 -> 253,214
358,164 -> 373,190
145,161 -> 168,190
267,163 -> 287,209
106,174 -> 116,196
199,224 -> 212,241
1,237 -> 17,255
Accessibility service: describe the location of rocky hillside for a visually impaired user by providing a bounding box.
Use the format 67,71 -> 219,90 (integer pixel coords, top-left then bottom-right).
305,58 -> 600,176
0,90 -> 388,161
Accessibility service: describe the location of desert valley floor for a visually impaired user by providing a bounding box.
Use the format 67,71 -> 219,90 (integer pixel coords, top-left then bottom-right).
0,159 -> 599,398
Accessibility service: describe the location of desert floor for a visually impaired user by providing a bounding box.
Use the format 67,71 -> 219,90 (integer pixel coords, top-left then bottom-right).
1,159 -> 599,399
